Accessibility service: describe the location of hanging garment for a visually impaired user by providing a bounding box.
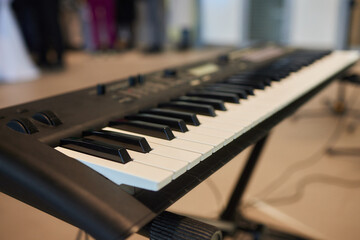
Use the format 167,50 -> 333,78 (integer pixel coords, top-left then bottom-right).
115,0 -> 136,49
87,0 -> 117,50
143,0 -> 165,53
12,0 -> 65,68
79,1 -> 95,51
60,0 -> 83,50
0,0 -> 39,83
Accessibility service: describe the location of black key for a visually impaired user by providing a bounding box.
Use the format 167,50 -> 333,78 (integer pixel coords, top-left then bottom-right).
202,86 -> 248,99
60,137 -> 131,164
140,108 -> 200,126
158,101 -> 216,117
83,130 -> 151,153
234,70 -> 276,76
213,83 -> 255,95
125,114 -> 188,132
226,79 -> 266,89
230,75 -> 272,86
109,120 -> 175,140
175,96 -> 226,111
186,90 -> 239,103
234,71 -> 279,78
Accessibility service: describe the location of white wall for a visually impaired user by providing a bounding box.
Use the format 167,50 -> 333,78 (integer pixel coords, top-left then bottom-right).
288,0 -> 342,49
167,0 -> 195,29
200,0 -> 345,49
166,0 -> 196,44
200,0 -> 247,46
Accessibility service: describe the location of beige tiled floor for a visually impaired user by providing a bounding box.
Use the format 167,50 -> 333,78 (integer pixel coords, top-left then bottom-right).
0,49 -> 359,240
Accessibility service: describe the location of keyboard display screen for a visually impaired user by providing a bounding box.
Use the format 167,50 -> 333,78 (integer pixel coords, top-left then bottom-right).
188,63 -> 219,76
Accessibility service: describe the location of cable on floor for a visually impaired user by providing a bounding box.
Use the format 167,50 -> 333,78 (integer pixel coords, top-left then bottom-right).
205,178 -> 223,210
75,229 -> 91,240
251,114 -> 345,201
75,229 -> 83,240
262,173 -> 360,206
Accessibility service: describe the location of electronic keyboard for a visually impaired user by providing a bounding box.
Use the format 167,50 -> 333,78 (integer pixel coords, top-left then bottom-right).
0,45 -> 358,239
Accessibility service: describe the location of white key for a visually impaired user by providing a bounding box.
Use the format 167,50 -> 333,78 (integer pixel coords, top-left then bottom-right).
104,127 -> 213,160
201,106 -> 258,123
55,147 -> 173,191
172,131 -> 225,152
220,105 -> 270,125
129,150 -> 187,179
200,121 -> 248,139
187,125 -> 234,145
223,103 -> 268,121
149,142 -> 201,169
216,109 -> 260,125
197,115 -> 249,128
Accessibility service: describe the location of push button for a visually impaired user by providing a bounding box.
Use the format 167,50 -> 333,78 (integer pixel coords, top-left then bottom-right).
97,84 -> 106,95
32,110 -> 62,126
163,68 -> 177,78
7,118 -> 38,134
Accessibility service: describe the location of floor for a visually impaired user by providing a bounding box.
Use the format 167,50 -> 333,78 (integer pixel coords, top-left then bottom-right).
0,49 -> 359,240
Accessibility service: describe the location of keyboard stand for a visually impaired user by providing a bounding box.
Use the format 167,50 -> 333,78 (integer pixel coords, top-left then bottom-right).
219,134 -> 309,239
220,134 -> 269,222
179,135 -> 310,239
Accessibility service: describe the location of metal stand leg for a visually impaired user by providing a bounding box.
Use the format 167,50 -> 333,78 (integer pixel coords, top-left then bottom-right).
218,134 -> 309,240
331,79 -> 347,114
327,76 -> 360,156
220,135 -> 269,221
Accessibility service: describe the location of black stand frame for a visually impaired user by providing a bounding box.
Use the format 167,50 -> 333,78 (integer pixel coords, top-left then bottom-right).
218,135 -> 309,240
221,135 -> 269,222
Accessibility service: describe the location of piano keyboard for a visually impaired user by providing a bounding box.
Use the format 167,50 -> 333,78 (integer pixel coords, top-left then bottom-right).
0,45 -> 358,240
43,50 -> 358,191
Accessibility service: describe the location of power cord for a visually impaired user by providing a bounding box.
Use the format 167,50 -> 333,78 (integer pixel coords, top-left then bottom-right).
204,178 -> 223,210
75,229 -> 90,240
75,229 -> 83,240
263,173 -> 360,206
251,114 -> 346,201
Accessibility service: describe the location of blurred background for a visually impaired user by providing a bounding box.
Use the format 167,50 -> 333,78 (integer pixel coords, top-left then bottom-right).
1,1 -> 360,240
1,0 -> 360,83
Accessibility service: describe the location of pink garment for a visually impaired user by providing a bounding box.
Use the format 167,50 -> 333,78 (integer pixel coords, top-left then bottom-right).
87,0 -> 117,50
